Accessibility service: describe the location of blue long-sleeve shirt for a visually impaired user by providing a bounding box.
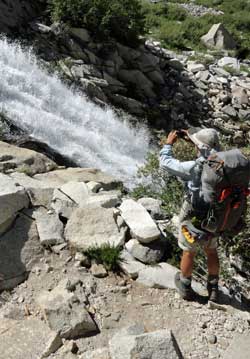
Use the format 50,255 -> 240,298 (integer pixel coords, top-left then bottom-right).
160,144 -> 206,205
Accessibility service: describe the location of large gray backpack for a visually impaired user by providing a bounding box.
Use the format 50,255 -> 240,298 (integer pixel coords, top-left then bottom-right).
198,149 -> 250,234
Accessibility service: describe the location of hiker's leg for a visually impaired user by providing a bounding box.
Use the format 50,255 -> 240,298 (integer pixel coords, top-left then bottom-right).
180,250 -> 196,277
204,248 -> 219,302
204,248 -> 219,276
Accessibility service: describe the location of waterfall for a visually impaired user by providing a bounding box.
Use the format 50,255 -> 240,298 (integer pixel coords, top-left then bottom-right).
0,38 -> 151,185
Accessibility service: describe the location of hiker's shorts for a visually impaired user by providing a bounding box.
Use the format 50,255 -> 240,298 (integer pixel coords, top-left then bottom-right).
178,200 -> 218,252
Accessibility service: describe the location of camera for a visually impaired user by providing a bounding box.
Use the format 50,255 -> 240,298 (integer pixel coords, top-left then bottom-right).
176,129 -> 186,138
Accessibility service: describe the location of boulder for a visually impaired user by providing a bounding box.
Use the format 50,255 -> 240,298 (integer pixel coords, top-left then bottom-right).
222,333 -> 250,359
118,70 -> 156,98
58,181 -> 90,205
70,27 -> 91,43
218,57 -> 240,70
118,250 -> 146,279
125,239 -> 165,265
0,318 -> 62,359
110,95 -> 145,116
34,208 -> 64,246
187,62 -> 205,73
65,207 -> 126,251
36,279 -> 97,339
109,327 -> 182,359
137,197 -> 163,219
10,172 -> 55,207
201,23 -> 237,50
119,199 -> 161,243
51,188 -> 78,219
0,141 -> 57,175
0,173 -> 29,231
231,87 -> 249,106
84,191 -> 121,209
34,168 -> 122,191
0,215 -> 43,291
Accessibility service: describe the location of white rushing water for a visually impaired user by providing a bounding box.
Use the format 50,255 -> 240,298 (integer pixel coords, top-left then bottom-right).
0,38 -> 151,185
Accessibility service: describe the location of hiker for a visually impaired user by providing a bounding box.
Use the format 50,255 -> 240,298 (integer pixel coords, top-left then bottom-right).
160,128 -> 250,302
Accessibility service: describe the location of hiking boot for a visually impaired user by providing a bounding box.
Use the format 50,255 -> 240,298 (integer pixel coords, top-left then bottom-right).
174,272 -> 196,301
207,275 -> 219,303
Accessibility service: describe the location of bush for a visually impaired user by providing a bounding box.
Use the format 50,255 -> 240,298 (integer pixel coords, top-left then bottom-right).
49,0 -> 146,45
84,243 -> 122,271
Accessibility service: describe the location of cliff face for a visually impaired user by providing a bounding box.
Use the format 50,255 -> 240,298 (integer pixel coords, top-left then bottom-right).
0,0 -> 45,34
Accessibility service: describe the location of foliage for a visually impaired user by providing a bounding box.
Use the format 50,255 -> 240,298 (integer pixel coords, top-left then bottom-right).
141,0 -> 250,56
49,0 -> 146,45
84,243 -> 122,271
131,139 -> 196,216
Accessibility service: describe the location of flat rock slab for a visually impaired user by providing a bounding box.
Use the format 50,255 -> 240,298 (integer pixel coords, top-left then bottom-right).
0,318 -> 62,359
34,208 -> 64,246
0,140 -> 57,175
65,207 -> 126,251
119,199 -> 160,243
0,173 -> 29,227
34,168 -> 122,190
109,328 -> 182,359
0,215 -> 43,291
137,262 -> 205,294
222,333 -> 250,359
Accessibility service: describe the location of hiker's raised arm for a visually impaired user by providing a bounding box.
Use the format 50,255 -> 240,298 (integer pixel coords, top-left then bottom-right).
159,142 -> 195,181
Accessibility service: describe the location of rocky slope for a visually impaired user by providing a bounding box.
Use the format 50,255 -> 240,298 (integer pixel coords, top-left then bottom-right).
0,141 -> 250,359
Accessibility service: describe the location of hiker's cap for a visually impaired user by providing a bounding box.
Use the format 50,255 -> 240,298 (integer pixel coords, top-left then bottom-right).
187,128 -> 220,151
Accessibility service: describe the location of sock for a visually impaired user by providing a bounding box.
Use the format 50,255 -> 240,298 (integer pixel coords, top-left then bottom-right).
180,273 -> 192,286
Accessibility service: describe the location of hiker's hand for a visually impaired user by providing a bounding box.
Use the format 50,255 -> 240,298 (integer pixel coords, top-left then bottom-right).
166,130 -> 178,145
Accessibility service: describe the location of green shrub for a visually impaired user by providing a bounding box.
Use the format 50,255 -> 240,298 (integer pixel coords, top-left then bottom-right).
49,0 -> 146,45
84,243 -> 122,271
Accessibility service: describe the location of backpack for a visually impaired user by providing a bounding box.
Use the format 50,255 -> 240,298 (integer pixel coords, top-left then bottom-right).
193,149 -> 250,234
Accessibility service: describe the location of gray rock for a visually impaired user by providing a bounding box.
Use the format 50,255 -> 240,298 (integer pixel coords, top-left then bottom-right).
10,172 -> 55,207
137,197 -> 163,219
84,191 -> 121,209
34,208 -> 64,246
137,262 -> 205,294
201,23 -> 237,50
118,70 -> 156,98
34,168 -> 122,191
80,347 -> 110,359
51,188 -> 77,219
36,279 -> 97,339
119,199 -> 161,243
0,173 -> 29,230
80,78 -> 108,102
213,67 -> 230,77
59,181 -> 90,205
90,263 -> 108,278
147,70 -> 165,85
70,27 -> 91,43
111,95 -> 145,116
71,64 -> 102,79
0,215 -> 43,291
222,333 -> 250,359
119,250 -> 146,279
137,52 -> 160,73
221,105 -> 237,117
218,57 -> 239,70
232,87 -> 249,106
187,62 -> 205,73
109,328 -> 182,359
65,207 -> 126,251
0,318 -> 62,359
86,181 -> 102,193
125,239 -> 165,264
0,141 -> 57,175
